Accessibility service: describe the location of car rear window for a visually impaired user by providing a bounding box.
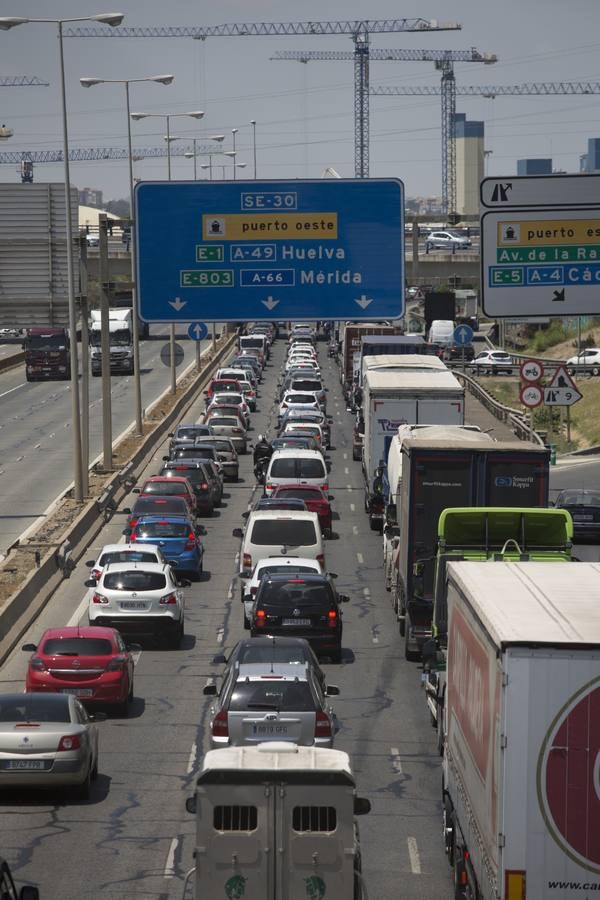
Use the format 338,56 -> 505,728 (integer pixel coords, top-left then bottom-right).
256,564 -> 318,578
277,487 -> 324,501
136,522 -> 190,539
229,681 -> 314,712
212,381 -> 238,392
134,497 -> 188,514
285,394 -> 316,404
173,447 -> 209,459
237,644 -> 311,665
0,695 -> 70,723
214,394 -> 243,404
193,445 -> 218,459
142,481 -> 188,496
270,459 -> 325,479
174,426 -> 211,440
103,571 -> 167,591
258,581 -> 333,612
41,637 -> 113,656
291,380 -> 322,392
250,520 -> 317,547
161,465 -> 204,485
208,416 -> 240,427
99,550 -> 159,566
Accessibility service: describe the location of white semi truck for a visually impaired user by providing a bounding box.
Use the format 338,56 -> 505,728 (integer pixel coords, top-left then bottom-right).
184,742 -> 371,899
442,560 -> 600,900
89,308 -> 134,376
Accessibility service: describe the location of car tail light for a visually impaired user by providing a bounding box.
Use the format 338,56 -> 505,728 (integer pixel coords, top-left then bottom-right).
250,587 -> 258,596
129,517 -> 139,528
243,553 -> 252,570
328,610 -> 338,629
91,568 -> 102,581
92,593 -> 109,604
30,656 -> 47,672
254,609 -> 266,628
129,532 -> 137,543
211,710 -> 229,737
200,482 -> 209,490
160,592 -> 178,605
107,655 -> 127,671
185,532 -> 196,550
265,483 -> 273,492
57,734 -> 81,752
317,554 -> 325,571
314,710 -> 332,739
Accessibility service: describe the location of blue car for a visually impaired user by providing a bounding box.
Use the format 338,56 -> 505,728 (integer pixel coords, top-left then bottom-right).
126,515 -> 204,579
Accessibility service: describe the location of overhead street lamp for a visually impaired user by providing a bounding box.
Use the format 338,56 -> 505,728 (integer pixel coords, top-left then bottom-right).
80,73 -> 173,449
0,11 -> 125,503
130,109 -> 204,394
185,135 -> 225,180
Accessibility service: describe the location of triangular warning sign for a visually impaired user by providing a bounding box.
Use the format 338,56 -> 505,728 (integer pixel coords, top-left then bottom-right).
549,365 -> 577,391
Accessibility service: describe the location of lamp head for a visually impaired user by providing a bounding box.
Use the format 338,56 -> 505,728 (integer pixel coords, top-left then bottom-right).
80,77 -> 103,88
0,17 -> 29,29
209,134 -> 225,142
189,110 -> 204,119
154,74 -> 174,85
130,113 -> 147,120
250,119 -> 256,125
92,13 -> 125,26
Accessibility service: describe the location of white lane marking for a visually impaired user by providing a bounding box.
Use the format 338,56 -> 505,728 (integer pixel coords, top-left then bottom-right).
363,587 -> 370,598
234,552 -> 240,565
216,626 -> 225,644
131,649 -> 142,666
344,467 -> 349,475
0,382 -> 27,400
350,503 -> 355,512
164,836 -> 178,877
227,581 -> 234,601
407,837 -> 422,875
346,484 -> 352,492
356,552 -> 364,564
34,443 -> 41,449
16,455 -> 23,462
186,742 -> 197,774
352,525 -> 359,535
390,747 -> 403,775
67,593 -> 90,627
343,452 -> 348,460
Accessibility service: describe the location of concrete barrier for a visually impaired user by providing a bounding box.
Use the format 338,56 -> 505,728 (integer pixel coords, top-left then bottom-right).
0,350 -> 24,373
0,330 -> 239,665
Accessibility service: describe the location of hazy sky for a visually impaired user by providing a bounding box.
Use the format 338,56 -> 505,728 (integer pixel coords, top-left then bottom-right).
1,0 -> 598,202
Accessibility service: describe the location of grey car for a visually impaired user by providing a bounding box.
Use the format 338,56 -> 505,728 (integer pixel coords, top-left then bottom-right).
212,636 -> 327,693
193,436 -> 239,482
204,663 -> 338,749
0,692 -> 100,799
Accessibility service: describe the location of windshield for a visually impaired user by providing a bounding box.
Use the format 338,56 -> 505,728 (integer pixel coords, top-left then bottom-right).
103,571 -> 167,591
174,426 -> 211,441
133,497 -> 188,514
160,465 -> 205,485
41,637 -> 113,656
229,681 -> 314,712
250,520 -> 317,546
142,481 -> 188,497
270,459 -> 325,479
276,487 -> 324,501
90,327 -> 130,347
26,333 -> 66,350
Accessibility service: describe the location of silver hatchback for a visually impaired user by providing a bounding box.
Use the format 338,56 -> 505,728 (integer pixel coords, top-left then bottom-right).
204,663 -> 338,749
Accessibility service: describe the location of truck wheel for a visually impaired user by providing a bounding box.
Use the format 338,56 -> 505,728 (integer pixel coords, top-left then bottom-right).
369,517 -> 380,532
404,635 -> 420,662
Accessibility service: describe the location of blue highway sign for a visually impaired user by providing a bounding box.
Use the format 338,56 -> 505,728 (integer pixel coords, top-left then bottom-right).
134,179 -> 404,323
187,321 -> 208,341
453,324 -> 474,345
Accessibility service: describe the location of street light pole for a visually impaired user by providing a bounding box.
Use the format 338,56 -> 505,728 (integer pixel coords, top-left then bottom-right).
250,120 -> 257,179
231,128 -> 238,181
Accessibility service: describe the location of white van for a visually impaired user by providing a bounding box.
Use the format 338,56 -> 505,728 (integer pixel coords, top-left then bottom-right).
427,319 -> 455,346
233,509 -> 324,576
264,449 -> 328,497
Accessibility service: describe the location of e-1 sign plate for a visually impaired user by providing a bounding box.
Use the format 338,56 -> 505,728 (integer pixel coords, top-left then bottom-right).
135,178 -> 404,323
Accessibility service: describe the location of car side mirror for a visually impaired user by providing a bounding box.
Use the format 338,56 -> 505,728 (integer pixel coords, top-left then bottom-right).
238,571 -> 249,579
178,578 -> 192,588
84,578 -> 97,588
338,594 -> 350,603
203,683 -> 217,696
328,494 -> 335,501
413,562 -> 424,576
241,510 -> 250,520
122,507 -> 131,515
122,528 -> 132,537
326,684 -> 340,696
21,643 -> 37,652
232,527 -> 244,538
329,572 -> 338,579
354,797 -> 371,816
168,432 -> 174,437
162,455 -> 169,461
126,642 -> 142,652
132,487 -> 140,493
85,559 -> 95,568
212,653 -> 227,664
186,795 -> 197,815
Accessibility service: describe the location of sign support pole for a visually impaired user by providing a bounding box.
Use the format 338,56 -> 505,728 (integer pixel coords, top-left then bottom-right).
566,404 -> 572,444
196,338 -> 201,373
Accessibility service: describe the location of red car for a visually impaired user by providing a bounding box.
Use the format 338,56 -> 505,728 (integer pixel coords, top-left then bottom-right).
204,378 -> 240,405
133,475 -> 197,518
22,626 -> 135,714
271,484 -> 334,538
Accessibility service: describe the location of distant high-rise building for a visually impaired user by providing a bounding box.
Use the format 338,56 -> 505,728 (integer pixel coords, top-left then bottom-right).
581,138 -> 600,173
78,187 -> 103,208
455,113 -> 484,217
517,158 -> 552,176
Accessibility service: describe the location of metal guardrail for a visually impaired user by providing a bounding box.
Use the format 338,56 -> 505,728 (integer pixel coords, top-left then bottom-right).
455,370 -> 545,446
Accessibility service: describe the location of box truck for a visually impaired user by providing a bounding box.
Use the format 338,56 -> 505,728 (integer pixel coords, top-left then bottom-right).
339,322 -> 402,397
422,506 -> 573,752
183,742 -> 371,900
442,560 -> 600,900
362,360 -> 464,531
391,436 -> 550,659
358,334 -> 436,386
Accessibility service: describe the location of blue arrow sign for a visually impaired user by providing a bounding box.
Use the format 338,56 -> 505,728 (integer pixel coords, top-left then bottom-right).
187,321 -> 208,341
453,324 -> 474,346
134,179 -> 404,323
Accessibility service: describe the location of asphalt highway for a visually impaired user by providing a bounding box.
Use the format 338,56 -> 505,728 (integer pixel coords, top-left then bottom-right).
0,326 -> 217,554
0,337 -> 598,899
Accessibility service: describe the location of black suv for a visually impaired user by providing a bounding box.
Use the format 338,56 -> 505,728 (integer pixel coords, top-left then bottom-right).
250,573 -> 348,662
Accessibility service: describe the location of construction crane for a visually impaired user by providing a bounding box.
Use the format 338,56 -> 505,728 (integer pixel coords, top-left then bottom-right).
372,81 -> 600,213
274,48 -> 496,217
63,19 -> 461,179
0,144 -> 225,182
0,75 -> 49,86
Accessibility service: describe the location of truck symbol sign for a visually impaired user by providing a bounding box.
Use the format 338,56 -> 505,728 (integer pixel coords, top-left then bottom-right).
537,678 -> 600,872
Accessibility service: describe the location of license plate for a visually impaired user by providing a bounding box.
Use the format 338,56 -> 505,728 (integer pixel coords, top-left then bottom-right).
2,759 -> 48,770
282,618 -> 311,627
251,724 -> 288,736
62,688 -> 93,697
120,601 -> 148,609
573,514 -> 594,521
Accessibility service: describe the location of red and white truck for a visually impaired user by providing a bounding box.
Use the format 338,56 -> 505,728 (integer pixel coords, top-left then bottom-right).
442,560 -> 600,900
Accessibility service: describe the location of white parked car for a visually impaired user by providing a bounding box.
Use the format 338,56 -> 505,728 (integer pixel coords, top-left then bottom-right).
566,348 -> 600,375
232,509 -> 325,576
240,556 -> 324,627
468,349 -> 513,375
425,230 -> 471,250
87,562 -> 188,647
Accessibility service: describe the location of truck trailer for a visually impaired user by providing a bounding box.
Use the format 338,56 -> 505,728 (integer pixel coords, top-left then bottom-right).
362,360 -> 464,531
391,436 -> 550,659
442,560 -> 600,900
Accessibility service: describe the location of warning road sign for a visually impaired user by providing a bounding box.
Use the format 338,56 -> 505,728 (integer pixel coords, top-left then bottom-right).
548,365 -> 577,391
